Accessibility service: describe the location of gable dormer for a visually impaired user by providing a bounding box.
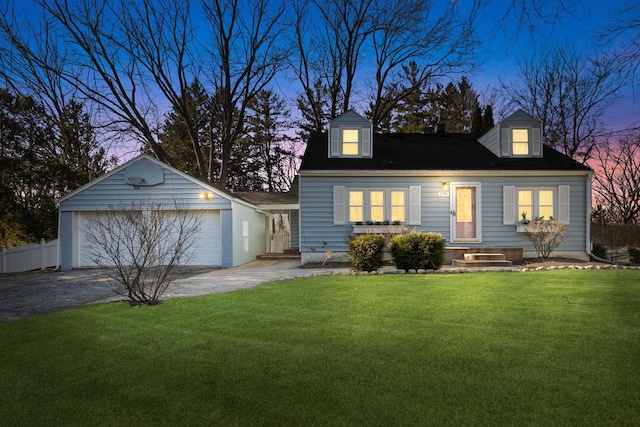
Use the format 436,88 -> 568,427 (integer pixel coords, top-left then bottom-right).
478,109 -> 543,158
328,110 -> 373,158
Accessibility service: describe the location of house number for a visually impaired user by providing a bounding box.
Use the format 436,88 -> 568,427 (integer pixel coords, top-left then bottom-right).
437,191 -> 450,197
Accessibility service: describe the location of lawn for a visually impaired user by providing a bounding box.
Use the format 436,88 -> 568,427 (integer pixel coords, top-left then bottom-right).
1,270 -> 639,426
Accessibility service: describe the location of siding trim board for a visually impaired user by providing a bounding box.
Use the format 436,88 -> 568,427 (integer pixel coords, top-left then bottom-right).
300,170 -> 591,178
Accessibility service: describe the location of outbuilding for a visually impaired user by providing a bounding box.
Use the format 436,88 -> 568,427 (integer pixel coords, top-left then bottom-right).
58,155 -> 268,270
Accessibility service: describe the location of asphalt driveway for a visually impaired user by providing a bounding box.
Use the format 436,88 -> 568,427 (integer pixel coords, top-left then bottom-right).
0,260 -> 349,323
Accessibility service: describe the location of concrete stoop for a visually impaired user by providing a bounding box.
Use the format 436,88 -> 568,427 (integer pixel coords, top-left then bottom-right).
452,252 -> 513,268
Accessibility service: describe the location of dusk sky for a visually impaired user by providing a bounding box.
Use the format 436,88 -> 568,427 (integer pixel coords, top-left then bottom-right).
469,0 -> 638,133
3,0 -> 638,156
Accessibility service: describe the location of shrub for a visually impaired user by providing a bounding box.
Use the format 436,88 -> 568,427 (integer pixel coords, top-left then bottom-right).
389,232 -> 446,270
628,247 -> 640,264
523,220 -> 567,260
592,242 -> 608,259
348,234 -> 386,271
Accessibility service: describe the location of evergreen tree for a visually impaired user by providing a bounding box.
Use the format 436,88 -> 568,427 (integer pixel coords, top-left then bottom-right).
471,105 -> 483,133
0,89 -> 109,247
481,105 -> 495,133
440,76 -> 480,133
158,80 -> 214,178
246,90 -> 298,192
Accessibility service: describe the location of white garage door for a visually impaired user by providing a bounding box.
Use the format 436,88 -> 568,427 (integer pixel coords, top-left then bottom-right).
77,210 -> 222,267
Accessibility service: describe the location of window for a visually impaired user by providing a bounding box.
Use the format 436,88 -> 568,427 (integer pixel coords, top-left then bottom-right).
370,191 -> 385,222
391,191 -> 406,222
512,128 -> 529,155
504,185 -> 569,225
349,190 -> 364,222
342,128 -> 359,155
517,188 -> 555,220
346,189 -> 407,223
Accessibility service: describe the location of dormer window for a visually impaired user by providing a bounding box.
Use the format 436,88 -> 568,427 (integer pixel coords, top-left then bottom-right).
512,128 -> 530,155
328,110 -> 373,158
341,128 -> 360,155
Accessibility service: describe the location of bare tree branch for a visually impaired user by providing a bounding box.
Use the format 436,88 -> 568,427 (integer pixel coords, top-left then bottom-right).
501,47 -> 623,162
83,200 -> 203,305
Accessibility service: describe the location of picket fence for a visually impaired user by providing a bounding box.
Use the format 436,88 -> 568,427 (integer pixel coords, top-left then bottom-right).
0,239 -> 59,273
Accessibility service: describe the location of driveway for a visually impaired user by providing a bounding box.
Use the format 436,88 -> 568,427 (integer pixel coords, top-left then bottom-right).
0,260 -> 349,323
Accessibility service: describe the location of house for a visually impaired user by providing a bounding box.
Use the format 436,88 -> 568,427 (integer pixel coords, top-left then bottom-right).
58,155 -> 279,271
58,109 -> 593,271
297,110 -> 593,264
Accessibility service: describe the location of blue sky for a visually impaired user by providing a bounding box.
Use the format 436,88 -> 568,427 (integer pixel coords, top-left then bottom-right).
471,0 -> 638,132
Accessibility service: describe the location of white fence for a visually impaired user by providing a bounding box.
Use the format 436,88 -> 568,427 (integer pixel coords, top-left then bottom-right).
1,239 -> 59,273
270,230 -> 291,254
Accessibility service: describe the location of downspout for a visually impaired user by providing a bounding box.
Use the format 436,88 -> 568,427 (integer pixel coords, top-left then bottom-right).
585,172 -> 592,258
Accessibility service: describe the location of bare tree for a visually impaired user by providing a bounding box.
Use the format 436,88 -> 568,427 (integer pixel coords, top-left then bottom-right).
598,4 -> 640,94
83,200 -> 203,305
0,0 -> 173,163
1,0 -> 288,188
501,47 -> 623,162
202,0 -> 289,187
291,0 -> 374,129
591,134 -> 640,225
366,0 -> 479,131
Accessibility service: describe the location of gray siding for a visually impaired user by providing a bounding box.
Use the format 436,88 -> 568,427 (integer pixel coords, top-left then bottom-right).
478,126 -> 500,156
58,156 -> 267,270
231,201 -> 267,266
299,174 -> 589,261
60,166 -> 232,212
330,110 -> 371,128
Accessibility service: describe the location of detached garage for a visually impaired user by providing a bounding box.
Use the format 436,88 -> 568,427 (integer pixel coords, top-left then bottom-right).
58,155 -> 267,271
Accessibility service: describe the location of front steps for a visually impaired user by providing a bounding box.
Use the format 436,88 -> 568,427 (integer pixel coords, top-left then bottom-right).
257,249 -> 301,260
452,252 -> 513,268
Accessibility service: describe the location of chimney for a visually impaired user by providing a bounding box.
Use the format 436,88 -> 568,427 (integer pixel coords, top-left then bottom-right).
435,121 -> 446,134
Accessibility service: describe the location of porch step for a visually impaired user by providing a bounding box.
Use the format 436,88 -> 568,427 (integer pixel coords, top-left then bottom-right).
464,253 -> 506,261
452,252 -> 513,267
452,259 -> 514,267
257,252 -> 301,260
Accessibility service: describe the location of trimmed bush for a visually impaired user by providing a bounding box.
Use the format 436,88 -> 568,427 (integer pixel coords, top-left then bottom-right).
628,247 -> 640,264
389,232 -> 446,270
592,242 -> 607,259
348,234 -> 386,271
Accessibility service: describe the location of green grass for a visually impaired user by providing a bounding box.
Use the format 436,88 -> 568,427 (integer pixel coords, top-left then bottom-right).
1,270 -> 639,426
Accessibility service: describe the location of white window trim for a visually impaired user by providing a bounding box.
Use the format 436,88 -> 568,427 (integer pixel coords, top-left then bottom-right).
334,187 -> 414,225
511,126 -> 532,157
504,185 -> 570,226
340,126 -> 361,157
516,187 -> 557,221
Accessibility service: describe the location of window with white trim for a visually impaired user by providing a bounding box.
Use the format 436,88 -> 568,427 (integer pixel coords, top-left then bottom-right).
512,128 -> 529,155
349,190 -> 364,222
346,189 -> 407,223
390,191 -> 406,222
341,128 -> 360,155
517,188 -> 555,221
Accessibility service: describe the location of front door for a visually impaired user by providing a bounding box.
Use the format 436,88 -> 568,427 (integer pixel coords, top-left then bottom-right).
451,183 -> 481,242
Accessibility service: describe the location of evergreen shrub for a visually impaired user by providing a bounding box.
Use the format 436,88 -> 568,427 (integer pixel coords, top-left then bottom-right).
348,234 -> 386,271
628,247 -> 640,264
592,242 -> 608,259
389,232 -> 446,270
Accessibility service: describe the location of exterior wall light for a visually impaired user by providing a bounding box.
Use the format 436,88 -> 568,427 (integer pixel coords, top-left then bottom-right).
200,192 -> 213,200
